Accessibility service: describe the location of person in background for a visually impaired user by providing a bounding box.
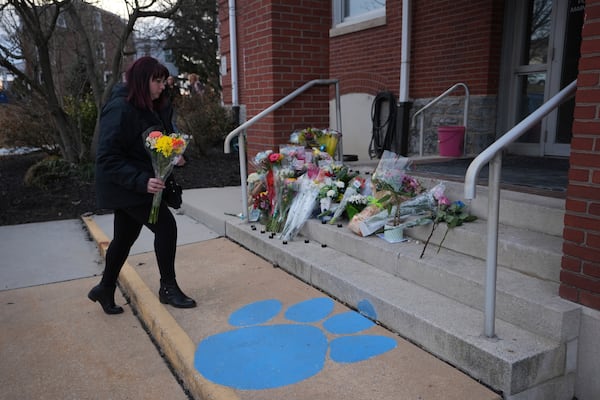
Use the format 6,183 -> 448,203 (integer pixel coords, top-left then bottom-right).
187,73 -> 204,96
164,75 -> 181,105
163,75 -> 185,156
88,56 -> 196,315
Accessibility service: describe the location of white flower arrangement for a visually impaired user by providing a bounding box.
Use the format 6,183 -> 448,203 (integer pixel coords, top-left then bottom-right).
348,194 -> 369,206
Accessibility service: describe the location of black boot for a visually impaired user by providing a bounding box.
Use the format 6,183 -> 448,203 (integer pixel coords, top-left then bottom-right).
159,282 -> 197,308
88,284 -> 124,315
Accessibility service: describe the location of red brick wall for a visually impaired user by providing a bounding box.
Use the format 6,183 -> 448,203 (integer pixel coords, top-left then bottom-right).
560,0 -> 600,311
329,4 -> 401,96
330,0 -> 504,99
219,0 -> 330,158
411,0 -> 504,97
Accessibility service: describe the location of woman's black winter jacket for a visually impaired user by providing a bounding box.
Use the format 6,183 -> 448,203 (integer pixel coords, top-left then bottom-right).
95,84 -> 174,210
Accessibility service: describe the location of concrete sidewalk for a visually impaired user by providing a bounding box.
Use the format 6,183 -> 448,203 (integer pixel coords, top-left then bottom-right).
0,187 -> 502,400
0,218 -> 190,400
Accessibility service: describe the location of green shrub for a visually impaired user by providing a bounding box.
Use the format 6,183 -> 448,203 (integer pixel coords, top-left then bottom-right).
175,92 -> 235,156
23,156 -> 93,189
63,93 -> 97,155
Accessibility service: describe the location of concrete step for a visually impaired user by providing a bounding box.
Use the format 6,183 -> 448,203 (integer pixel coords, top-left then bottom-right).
348,164 -> 566,237
181,186 -> 577,399
398,176 -> 566,238
222,219 -> 570,398
404,218 -> 563,282
301,219 -> 579,343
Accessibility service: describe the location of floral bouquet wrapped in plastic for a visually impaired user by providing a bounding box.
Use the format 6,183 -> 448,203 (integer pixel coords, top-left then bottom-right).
328,176 -> 366,224
371,150 -> 424,226
280,173 -> 321,241
317,128 -> 341,156
267,165 -> 297,233
317,178 -> 344,217
144,130 -> 189,223
397,182 -> 445,217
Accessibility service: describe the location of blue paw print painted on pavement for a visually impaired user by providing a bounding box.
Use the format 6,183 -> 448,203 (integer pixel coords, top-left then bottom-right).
194,297 -> 396,390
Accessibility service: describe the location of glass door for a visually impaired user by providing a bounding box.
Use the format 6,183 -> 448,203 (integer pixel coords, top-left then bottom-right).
501,0 -> 583,157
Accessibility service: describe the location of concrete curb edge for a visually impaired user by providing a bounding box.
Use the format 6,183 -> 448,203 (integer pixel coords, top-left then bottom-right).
81,215 -> 239,400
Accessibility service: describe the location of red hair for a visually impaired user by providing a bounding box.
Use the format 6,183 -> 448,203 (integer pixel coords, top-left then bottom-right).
125,56 -> 170,110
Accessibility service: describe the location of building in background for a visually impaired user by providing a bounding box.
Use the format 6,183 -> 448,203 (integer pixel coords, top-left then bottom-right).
218,1 -> 599,399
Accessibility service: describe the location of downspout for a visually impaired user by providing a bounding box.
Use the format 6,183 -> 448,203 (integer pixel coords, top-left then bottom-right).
228,0 -> 249,219
396,0 -> 412,156
228,0 -> 240,122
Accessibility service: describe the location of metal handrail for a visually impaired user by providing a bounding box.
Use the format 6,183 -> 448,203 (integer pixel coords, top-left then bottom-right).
223,79 -> 343,221
412,83 -> 470,156
464,79 -> 577,338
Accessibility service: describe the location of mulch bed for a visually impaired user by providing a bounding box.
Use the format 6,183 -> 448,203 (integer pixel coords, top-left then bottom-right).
0,147 -> 241,226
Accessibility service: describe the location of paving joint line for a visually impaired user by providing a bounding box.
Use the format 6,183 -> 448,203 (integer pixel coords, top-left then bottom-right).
81,215 -> 239,400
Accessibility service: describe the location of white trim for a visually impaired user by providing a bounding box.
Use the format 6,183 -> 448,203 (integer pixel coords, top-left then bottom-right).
330,15 -> 386,37
331,0 -> 386,34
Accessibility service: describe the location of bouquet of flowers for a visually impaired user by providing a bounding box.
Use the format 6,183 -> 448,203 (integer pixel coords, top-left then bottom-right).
372,151 -> 424,226
144,130 -> 189,223
398,182 -> 445,217
280,174 -> 321,241
317,128 -> 341,156
345,193 -> 370,220
318,178 -> 344,216
419,198 -> 477,258
328,176 -> 366,224
267,165 -> 297,233
290,127 -> 341,157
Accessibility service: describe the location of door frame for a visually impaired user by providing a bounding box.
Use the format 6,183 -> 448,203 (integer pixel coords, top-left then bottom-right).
498,0 -> 571,157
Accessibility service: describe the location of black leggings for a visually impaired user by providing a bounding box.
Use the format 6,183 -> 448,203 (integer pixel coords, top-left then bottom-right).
100,202 -> 177,287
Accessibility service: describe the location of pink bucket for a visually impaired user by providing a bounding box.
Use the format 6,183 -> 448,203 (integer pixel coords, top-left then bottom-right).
437,126 -> 465,157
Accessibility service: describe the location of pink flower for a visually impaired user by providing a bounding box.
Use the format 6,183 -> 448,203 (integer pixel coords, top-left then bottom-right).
438,195 -> 451,206
268,153 -> 282,163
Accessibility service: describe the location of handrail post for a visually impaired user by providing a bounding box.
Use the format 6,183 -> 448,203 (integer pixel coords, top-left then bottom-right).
237,132 -> 248,220
334,81 -> 343,160
484,152 -> 501,338
223,79 -> 342,221
464,80 -> 577,339
419,117 -> 424,156
412,82 -> 469,157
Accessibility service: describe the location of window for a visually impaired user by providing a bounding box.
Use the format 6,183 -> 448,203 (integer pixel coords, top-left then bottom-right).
333,0 -> 385,26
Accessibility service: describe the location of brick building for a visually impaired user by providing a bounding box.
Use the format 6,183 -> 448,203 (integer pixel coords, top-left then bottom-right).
218,1 -> 599,398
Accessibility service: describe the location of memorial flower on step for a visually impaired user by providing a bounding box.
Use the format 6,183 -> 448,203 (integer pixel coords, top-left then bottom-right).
318,179 -> 344,215
280,174 -> 321,241
345,193 -> 370,221
419,198 -> 477,258
372,150 -> 424,226
329,176 -> 366,224
293,127 -> 323,147
267,166 -> 296,233
316,128 -> 341,156
374,173 -> 424,226
311,147 -> 333,167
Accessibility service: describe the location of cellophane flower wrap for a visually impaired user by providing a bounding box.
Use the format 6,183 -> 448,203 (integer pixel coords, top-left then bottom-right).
371,150 -> 424,225
329,176 -> 366,224
144,130 -> 189,223
280,173 -> 320,241
267,164 -> 296,233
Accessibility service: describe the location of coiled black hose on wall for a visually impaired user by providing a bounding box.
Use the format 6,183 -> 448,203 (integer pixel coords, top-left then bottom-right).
368,91 -> 397,159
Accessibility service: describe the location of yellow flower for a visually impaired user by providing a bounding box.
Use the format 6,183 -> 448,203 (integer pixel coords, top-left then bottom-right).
155,135 -> 174,157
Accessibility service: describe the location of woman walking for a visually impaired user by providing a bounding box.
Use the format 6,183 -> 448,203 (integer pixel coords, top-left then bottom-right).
88,56 -> 196,314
